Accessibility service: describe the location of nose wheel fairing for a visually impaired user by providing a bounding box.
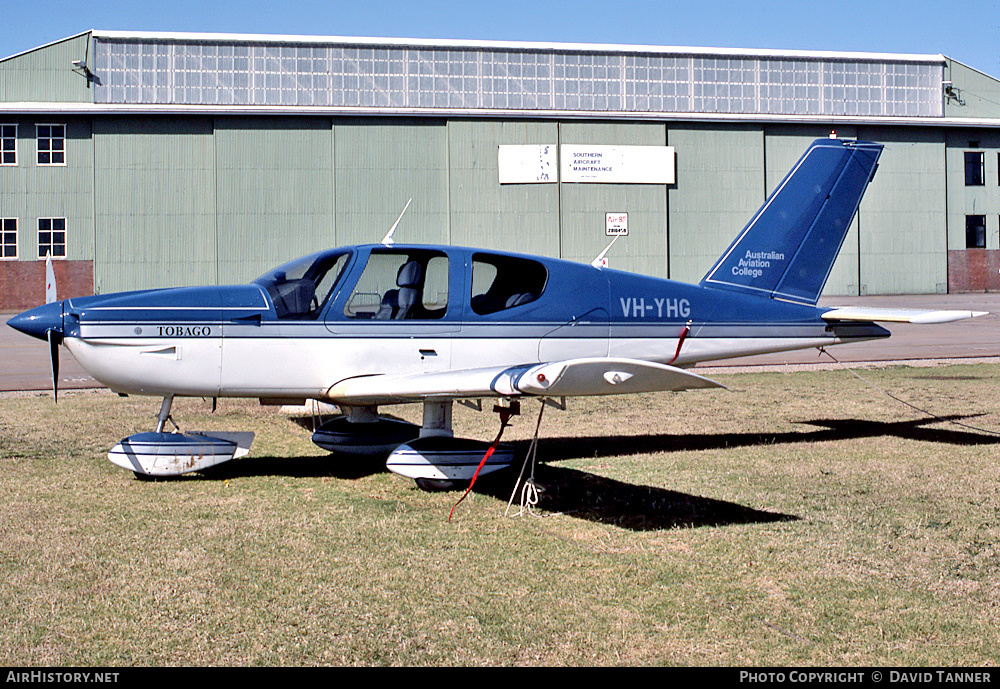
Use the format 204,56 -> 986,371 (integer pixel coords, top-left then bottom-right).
108,430 -> 254,477
107,395 -> 254,477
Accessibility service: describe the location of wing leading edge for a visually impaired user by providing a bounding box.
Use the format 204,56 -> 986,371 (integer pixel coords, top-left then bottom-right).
325,357 -> 725,406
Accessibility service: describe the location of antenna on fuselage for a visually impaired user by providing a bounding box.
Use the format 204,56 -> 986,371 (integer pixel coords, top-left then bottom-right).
381,198 -> 412,246
591,234 -> 621,268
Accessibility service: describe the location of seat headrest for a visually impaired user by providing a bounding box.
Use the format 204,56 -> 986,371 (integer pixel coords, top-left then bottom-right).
397,261 -> 422,288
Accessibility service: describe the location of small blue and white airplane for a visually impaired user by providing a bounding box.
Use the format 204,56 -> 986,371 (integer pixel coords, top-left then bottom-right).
7,137 -> 987,487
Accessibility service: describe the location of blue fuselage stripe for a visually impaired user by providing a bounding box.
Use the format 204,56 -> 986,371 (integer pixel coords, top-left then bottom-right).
74,319 -> 882,340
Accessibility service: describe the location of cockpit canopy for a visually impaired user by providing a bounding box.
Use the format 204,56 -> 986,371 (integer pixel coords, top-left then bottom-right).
254,245 -> 550,321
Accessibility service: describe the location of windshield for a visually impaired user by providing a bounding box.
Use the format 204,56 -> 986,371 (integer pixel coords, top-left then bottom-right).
254,249 -> 351,320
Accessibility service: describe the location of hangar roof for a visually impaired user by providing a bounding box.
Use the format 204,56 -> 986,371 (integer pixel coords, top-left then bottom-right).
3,30 -> 950,64
85,30 -> 950,64
2,30 -> 998,126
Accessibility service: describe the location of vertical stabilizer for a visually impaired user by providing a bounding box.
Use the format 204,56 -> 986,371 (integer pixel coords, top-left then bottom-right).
700,138 -> 882,304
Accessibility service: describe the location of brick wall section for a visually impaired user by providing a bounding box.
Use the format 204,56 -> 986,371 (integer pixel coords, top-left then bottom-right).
0,260 -> 94,311
948,249 -> 1000,292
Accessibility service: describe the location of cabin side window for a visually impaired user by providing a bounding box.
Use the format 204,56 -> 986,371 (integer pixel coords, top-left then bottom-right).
470,254 -> 547,315
343,250 -> 448,320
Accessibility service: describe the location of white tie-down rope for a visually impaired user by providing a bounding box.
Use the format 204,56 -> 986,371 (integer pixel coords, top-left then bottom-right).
505,401 -> 547,517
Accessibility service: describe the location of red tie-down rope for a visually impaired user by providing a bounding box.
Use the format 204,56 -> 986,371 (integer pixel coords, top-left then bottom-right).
449,404 -> 518,521
666,321 -> 692,365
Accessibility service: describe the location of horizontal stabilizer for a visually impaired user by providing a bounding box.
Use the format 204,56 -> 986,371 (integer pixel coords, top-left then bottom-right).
821,307 -> 988,324
326,357 -> 724,405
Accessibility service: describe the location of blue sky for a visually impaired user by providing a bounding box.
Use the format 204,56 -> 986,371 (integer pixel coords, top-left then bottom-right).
3,0 -> 1000,77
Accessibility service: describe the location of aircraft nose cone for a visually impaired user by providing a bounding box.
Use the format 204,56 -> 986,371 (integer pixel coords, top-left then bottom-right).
6,301 -> 64,341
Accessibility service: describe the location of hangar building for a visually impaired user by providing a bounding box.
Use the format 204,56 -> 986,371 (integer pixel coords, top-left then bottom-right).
1,30 -> 999,310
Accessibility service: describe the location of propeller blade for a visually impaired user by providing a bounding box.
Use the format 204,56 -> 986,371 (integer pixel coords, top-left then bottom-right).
47,328 -> 61,403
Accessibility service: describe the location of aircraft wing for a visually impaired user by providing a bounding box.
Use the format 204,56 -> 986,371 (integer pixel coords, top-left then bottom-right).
326,357 -> 725,406
821,307 -> 988,324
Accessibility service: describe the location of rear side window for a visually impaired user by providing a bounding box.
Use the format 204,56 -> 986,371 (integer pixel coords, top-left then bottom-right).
470,254 -> 547,315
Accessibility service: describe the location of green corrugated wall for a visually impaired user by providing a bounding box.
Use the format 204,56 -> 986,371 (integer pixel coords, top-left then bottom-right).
216,117 -> 334,284
0,112 -> 976,297
447,119 -> 560,256
93,117 -> 217,293
667,125 -> 763,285
559,121 -> 668,278
0,33 -> 92,104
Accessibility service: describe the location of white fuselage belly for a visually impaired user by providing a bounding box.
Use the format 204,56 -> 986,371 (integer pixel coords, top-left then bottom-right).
66,328 -> 876,400
67,337 -> 223,397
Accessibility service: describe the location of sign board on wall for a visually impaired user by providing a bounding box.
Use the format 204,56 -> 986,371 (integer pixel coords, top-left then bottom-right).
497,145 -> 557,184
498,144 -> 675,185
606,213 -> 628,236
561,145 -> 675,184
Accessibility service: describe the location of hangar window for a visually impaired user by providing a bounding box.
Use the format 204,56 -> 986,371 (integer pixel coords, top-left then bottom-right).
966,215 -> 986,249
37,218 -> 66,258
1,125 -> 15,165
255,249 -> 351,320
36,124 -> 65,166
964,151 -> 984,186
1,219 -> 17,259
470,253 -> 547,315
343,250 -> 449,320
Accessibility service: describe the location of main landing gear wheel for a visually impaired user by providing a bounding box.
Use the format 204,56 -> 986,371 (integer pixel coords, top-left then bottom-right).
414,477 -> 468,492
386,402 -> 519,489
132,470 -> 175,481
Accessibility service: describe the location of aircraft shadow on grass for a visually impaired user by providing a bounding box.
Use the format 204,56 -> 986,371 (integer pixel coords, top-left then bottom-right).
197,451 -> 796,531
183,411 -> 997,531
524,412 -> 1000,462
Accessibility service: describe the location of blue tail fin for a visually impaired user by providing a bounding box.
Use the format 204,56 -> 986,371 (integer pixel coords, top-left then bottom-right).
700,138 -> 883,305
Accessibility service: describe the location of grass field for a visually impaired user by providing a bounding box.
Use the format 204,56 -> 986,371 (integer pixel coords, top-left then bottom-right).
1,362 -> 999,666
